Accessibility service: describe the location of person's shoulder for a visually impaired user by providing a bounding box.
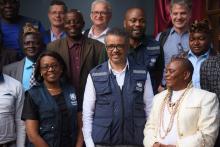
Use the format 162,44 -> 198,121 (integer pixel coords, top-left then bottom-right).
191,87 -> 217,99
153,90 -> 169,102
3,74 -> 21,86
90,61 -> 108,73
47,38 -> 66,49
84,37 -> 104,46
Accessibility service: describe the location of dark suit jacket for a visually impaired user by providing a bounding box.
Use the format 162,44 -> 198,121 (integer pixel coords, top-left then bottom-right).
3,58 -> 25,82
47,37 -> 106,107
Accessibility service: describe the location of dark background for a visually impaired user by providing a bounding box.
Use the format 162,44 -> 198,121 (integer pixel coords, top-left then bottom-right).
19,0 -> 155,35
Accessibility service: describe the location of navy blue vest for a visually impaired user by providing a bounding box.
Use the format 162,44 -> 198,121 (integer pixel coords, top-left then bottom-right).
90,61 -> 147,146
26,83 -> 78,147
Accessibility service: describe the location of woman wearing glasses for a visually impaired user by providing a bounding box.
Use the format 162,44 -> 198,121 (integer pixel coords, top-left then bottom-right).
22,50 -> 83,147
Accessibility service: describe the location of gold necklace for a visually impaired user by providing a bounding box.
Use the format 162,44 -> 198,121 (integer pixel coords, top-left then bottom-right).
159,82 -> 192,139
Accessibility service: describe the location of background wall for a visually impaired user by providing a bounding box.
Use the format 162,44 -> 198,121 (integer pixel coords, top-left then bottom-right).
19,0 -> 154,35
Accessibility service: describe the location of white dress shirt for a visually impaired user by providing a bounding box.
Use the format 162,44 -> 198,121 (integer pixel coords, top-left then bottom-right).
88,26 -> 110,43
82,60 -> 154,147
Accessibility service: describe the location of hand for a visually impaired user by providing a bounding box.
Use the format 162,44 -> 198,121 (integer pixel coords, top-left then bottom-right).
153,142 -> 161,147
166,145 -> 176,147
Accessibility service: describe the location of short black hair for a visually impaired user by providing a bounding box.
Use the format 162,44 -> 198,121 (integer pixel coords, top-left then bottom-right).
170,56 -> 194,78
49,0 -> 67,12
34,50 -> 68,83
190,19 -> 211,34
65,9 -> 85,24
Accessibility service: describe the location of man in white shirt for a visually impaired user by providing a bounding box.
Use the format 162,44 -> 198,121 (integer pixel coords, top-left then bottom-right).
84,0 -> 112,43
82,28 -> 154,147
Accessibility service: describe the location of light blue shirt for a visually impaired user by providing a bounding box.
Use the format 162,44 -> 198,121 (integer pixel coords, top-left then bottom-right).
156,27 -> 190,85
22,58 -> 34,91
188,50 -> 210,88
50,30 -> 66,42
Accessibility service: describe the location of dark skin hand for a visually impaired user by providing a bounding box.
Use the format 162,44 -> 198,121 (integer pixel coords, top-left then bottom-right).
153,142 -> 176,147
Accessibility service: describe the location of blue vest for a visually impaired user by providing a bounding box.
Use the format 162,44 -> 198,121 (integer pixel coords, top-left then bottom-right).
90,61 -> 147,146
26,83 -> 78,147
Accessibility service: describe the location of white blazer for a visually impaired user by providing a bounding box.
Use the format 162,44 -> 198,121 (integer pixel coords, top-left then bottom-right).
143,87 -> 220,147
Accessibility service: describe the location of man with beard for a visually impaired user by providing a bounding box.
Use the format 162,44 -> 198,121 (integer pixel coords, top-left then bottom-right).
0,0 -> 45,65
3,23 -> 44,91
124,7 -> 164,94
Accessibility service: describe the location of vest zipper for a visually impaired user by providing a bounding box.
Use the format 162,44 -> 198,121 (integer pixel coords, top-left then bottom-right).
120,86 -> 125,143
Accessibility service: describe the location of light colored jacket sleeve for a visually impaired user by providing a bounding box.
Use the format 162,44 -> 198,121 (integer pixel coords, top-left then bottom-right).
15,82 -> 25,147
177,93 -> 220,147
143,94 -> 161,147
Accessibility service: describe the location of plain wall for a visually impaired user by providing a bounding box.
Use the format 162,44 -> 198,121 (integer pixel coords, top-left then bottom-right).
19,0 -> 154,35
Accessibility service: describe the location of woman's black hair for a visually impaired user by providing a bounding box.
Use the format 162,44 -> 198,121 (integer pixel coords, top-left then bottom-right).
34,50 -> 68,83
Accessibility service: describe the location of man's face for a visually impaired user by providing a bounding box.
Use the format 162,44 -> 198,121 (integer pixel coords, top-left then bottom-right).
0,0 -> 19,21
124,8 -> 146,40
189,32 -> 210,56
105,35 -> 128,65
90,2 -> 111,28
23,34 -> 42,60
48,5 -> 65,28
64,12 -> 84,39
170,4 -> 191,31
165,61 -> 188,90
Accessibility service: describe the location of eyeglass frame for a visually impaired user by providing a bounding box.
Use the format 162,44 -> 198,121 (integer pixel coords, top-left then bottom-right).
105,44 -> 127,52
40,64 -> 60,72
91,11 -> 110,16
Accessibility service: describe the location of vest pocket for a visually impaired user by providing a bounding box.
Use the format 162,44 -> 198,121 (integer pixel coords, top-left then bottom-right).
92,118 -> 112,144
133,118 -> 146,145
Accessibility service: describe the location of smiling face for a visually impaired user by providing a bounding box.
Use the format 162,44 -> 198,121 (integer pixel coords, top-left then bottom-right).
64,11 -> 84,39
105,34 -> 128,66
90,2 -> 111,28
124,8 -> 146,40
165,60 -> 190,90
170,4 -> 191,33
48,4 -> 65,28
40,55 -> 63,85
189,32 -> 210,56
23,33 -> 42,61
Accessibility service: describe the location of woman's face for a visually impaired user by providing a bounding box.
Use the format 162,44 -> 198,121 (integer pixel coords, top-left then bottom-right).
40,55 -> 63,84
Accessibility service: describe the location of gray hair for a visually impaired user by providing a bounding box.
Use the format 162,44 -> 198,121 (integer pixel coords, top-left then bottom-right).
170,0 -> 192,11
104,28 -> 129,44
91,0 -> 112,13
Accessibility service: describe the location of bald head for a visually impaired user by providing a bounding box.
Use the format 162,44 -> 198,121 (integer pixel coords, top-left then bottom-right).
124,7 -> 145,20
123,8 -> 146,40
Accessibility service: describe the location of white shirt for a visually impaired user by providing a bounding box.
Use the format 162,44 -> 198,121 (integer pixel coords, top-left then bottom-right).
88,26 -> 110,43
158,89 -> 186,145
82,60 -> 154,147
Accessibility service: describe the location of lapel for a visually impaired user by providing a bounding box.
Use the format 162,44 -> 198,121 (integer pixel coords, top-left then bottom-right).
17,58 -> 25,81
60,38 -> 71,74
80,37 -> 92,70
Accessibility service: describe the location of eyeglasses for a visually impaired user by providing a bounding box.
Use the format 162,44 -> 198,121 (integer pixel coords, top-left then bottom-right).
105,44 -> 126,51
91,11 -> 109,16
40,64 -> 59,71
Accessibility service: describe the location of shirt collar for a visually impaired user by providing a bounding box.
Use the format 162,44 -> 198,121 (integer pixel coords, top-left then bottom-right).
170,27 -> 189,35
88,26 -> 110,38
108,59 -> 129,73
50,30 -> 66,39
24,57 -> 34,69
188,49 -> 210,59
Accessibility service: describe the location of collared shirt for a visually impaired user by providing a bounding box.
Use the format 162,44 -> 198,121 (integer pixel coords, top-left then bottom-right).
156,27 -> 190,85
68,39 -> 82,98
22,57 -> 34,91
188,50 -> 209,88
200,54 -> 220,99
88,26 -> 110,43
50,30 -> 66,42
0,74 -> 25,146
82,60 -> 154,147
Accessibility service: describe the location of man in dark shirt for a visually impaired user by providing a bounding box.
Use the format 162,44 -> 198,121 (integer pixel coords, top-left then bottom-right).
123,7 -> 164,94
0,0 -> 45,65
47,9 -> 106,110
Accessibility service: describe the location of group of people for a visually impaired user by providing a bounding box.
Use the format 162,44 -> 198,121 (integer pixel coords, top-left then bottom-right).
0,0 -> 220,147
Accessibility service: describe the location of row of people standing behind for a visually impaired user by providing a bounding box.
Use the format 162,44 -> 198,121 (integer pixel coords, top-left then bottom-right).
0,0 -> 220,146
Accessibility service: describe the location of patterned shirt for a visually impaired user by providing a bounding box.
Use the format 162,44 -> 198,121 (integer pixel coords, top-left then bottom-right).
200,54 -> 220,99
